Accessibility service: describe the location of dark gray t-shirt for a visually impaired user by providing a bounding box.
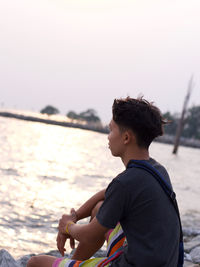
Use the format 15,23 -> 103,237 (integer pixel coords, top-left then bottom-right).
96,158 -> 180,267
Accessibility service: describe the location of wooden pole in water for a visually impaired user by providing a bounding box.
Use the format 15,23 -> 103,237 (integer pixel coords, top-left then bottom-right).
172,76 -> 194,154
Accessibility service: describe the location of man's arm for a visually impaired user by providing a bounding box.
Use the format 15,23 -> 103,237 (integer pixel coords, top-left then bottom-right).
75,189 -> 106,221
57,189 -> 106,255
59,216 -> 108,260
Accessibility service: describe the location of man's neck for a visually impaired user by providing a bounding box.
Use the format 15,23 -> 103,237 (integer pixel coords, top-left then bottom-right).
121,148 -> 150,167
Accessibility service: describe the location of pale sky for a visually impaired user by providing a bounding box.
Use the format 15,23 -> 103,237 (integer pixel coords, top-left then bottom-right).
0,0 -> 200,123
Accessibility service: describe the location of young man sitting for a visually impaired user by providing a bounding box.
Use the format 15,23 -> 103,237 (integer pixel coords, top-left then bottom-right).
27,96 -> 181,267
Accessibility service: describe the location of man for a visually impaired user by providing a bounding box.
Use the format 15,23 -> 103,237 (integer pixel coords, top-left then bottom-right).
27,96 -> 180,267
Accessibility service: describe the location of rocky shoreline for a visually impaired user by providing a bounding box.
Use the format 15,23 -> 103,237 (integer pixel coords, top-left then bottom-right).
183,227 -> 200,266
1,226 -> 200,267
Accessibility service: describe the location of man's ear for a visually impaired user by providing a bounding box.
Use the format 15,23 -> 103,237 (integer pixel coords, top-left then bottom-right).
123,130 -> 132,144
123,130 -> 136,145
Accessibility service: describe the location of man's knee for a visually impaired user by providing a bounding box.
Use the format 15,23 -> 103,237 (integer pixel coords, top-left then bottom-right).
91,201 -> 103,220
27,256 -> 39,267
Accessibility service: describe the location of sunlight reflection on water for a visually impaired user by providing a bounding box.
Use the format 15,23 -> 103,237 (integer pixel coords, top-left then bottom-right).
0,117 -> 200,258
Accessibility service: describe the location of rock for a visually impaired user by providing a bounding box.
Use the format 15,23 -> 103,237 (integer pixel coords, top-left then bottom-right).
183,228 -> 200,237
42,250 -> 63,258
184,252 -> 193,262
184,235 -> 200,253
184,260 -> 200,267
16,254 -> 35,267
190,246 -> 200,264
93,249 -> 106,257
0,250 -> 64,267
0,249 -> 19,267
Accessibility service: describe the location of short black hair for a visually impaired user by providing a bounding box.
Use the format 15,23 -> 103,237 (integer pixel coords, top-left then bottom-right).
112,96 -> 166,148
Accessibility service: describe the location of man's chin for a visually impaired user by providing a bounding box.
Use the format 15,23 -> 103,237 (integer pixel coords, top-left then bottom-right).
111,151 -> 120,157
109,147 -> 119,157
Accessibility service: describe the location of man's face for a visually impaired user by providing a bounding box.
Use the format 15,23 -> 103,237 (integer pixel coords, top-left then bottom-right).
108,119 -> 125,157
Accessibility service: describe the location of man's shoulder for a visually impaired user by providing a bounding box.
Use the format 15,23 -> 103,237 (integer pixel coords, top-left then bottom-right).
115,158 -> 171,186
149,157 -> 172,185
114,165 -> 149,188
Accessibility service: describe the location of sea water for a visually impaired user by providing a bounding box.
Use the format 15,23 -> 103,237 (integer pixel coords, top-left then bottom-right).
0,117 -> 200,258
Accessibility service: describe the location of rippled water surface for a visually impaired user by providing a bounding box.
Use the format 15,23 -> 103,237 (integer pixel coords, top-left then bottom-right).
0,117 -> 200,258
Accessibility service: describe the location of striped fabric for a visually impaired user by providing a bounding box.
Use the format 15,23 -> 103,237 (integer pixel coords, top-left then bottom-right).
52,224 -> 126,267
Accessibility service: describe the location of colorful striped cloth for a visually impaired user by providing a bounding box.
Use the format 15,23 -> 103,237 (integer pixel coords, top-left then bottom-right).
52,223 -> 126,267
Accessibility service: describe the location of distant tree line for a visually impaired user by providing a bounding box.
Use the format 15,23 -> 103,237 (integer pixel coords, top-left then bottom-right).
163,105 -> 200,140
40,105 -> 101,124
40,104 -> 200,139
40,105 -> 59,115
67,109 -> 101,123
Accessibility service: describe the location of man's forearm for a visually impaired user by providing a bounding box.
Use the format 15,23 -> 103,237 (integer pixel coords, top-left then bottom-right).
68,219 -> 107,260
75,189 -> 106,221
67,217 -> 107,244
58,213 -> 108,260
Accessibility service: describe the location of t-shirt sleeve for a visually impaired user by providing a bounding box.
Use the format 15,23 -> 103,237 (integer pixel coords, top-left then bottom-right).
96,178 -> 127,229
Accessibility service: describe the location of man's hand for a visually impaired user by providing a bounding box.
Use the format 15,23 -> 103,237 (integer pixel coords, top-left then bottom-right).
57,208 -> 77,256
58,208 -> 77,234
56,231 -> 68,256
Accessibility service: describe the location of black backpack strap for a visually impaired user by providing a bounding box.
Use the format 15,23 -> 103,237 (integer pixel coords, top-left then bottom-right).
127,160 -> 184,267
